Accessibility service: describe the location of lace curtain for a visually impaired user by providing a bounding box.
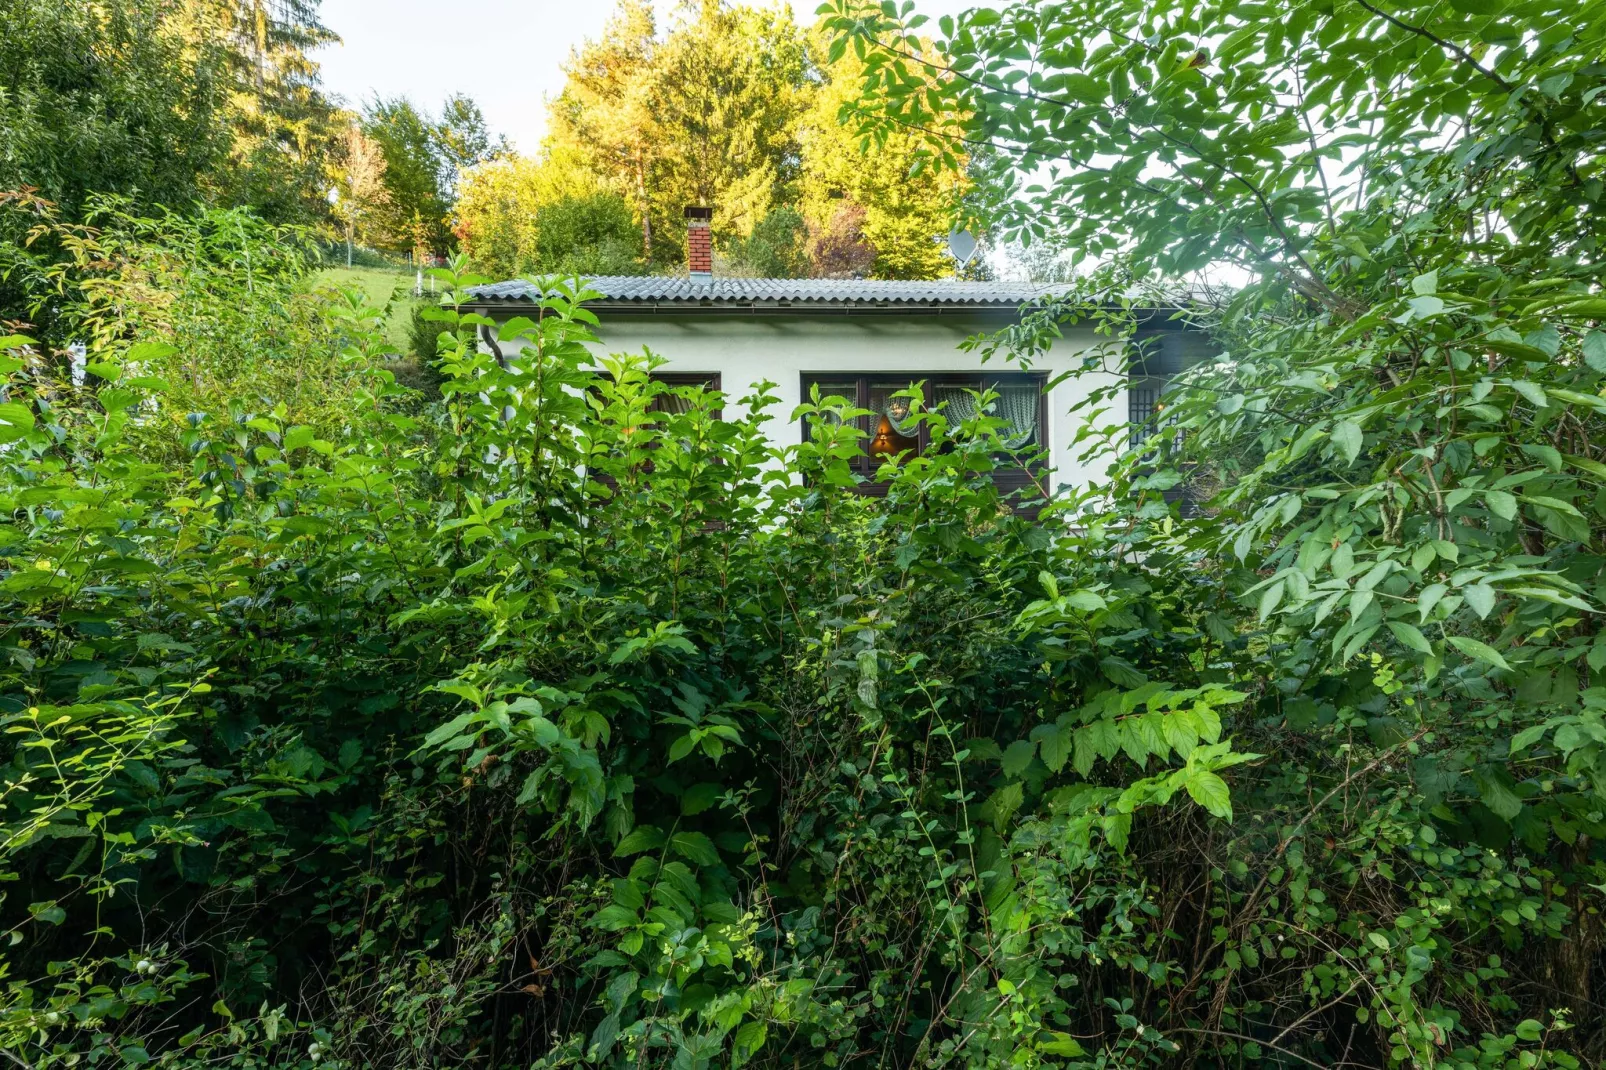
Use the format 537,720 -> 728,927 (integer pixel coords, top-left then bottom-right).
652,391 -> 694,416
932,385 -> 1038,448
880,393 -> 922,436
994,385 -> 1039,448
932,385 -> 979,424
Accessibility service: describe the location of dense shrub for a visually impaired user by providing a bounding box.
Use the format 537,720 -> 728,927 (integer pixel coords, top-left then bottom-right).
3,0 -> 1605,1060
1,242 -> 1601,1070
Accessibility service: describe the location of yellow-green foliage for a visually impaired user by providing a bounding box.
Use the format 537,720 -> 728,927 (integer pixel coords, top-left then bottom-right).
454,1 -> 967,280
799,36 -> 967,280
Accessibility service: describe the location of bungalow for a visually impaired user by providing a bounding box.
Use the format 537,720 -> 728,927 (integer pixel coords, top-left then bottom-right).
463,208 -> 1206,499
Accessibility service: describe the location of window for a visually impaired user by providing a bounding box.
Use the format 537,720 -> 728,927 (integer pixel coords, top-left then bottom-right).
800,372 -> 1048,502
645,372 -> 722,417
589,372 -> 722,494
1128,376 -> 1167,448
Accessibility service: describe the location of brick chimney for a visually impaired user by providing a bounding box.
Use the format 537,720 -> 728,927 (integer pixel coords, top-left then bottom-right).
685,205 -> 713,280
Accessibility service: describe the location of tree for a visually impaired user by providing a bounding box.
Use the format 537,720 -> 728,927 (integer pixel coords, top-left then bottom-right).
640,2 -> 810,252
537,1 -> 968,279
453,145 -> 641,279
799,29 -> 967,280
0,0 -> 343,235
364,97 -> 450,258
726,205 -> 810,277
364,95 -> 504,260
331,121 -> 389,265
532,191 -> 643,275
434,94 -> 506,201
545,0 -> 811,268
0,0 -> 234,214
203,0 -> 341,224
546,0 -> 661,260
831,0 -> 1606,1059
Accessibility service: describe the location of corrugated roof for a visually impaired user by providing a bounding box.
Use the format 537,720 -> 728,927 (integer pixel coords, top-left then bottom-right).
466,276 -> 1067,310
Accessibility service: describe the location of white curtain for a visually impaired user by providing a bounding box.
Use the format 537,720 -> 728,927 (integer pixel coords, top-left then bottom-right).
933,385 -> 1038,448
880,394 -> 922,436
933,386 -> 979,425
994,385 -> 1039,449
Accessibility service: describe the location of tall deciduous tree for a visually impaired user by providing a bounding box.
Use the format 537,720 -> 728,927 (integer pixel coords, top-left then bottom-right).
0,0 -> 342,228
546,0 -> 661,261
365,95 -> 503,259
832,0 -> 1606,1059
0,0 -> 233,214
639,1 -> 810,254
531,0 -> 966,279
331,122 -> 389,264
364,98 -> 451,259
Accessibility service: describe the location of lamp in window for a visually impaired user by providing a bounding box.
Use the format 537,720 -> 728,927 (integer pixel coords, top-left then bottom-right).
871,416 -> 896,456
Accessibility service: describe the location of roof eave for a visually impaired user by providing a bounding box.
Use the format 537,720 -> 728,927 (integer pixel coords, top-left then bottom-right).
460,296 -> 1195,320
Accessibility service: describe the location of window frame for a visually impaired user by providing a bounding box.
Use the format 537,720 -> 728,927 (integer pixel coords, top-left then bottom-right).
645,371 -> 723,419
588,371 -> 724,494
799,371 -> 1050,497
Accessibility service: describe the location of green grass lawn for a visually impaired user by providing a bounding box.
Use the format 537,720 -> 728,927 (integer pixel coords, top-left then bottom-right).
310,265 -> 424,354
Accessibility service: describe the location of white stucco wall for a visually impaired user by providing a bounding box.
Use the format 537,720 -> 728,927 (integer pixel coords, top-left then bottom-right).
579,311 -> 1128,493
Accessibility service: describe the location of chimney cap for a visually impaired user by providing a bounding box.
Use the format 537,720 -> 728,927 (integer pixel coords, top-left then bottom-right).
683,205 -> 713,221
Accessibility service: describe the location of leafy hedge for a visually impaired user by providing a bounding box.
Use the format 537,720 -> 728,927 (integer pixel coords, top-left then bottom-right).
3,0 -> 1606,1060
1,245 -> 1600,1068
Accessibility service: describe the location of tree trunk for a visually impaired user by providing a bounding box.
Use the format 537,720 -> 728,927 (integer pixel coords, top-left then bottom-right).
636,154 -> 652,265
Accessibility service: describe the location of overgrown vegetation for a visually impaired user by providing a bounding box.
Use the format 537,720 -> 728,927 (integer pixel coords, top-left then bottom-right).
2,0 -> 1604,1067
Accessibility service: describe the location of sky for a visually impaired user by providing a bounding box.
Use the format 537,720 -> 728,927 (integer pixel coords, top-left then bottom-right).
313,0 -> 980,155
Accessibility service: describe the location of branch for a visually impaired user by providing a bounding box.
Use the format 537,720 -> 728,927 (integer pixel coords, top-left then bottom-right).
1347,0 -> 1515,92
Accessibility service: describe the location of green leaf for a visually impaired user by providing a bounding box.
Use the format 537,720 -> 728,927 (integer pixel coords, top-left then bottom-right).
1463,583 -> 1497,619
1039,1032 -> 1086,1057
733,1020 -> 768,1066
1485,489 -> 1517,520
1387,620 -> 1433,654
1332,419 -> 1362,465
613,826 -> 665,857
1001,738 -> 1036,776
1583,331 -> 1606,372
1510,381 -> 1548,409
1185,770 -> 1233,821
681,782 -> 724,815
1448,635 -> 1511,671
1417,582 -> 1449,621
1474,767 -> 1523,821
1064,589 -> 1107,611
591,904 -> 640,931
28,901 -> 65,925
669,830 -> 721,866
1034,722 -> 1072,773
0,401 -> 35,444
667,734 -> 697,763
1410,270 -> 1438,296
988,781 -> 1025,832
1258,579 -> 1286,621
